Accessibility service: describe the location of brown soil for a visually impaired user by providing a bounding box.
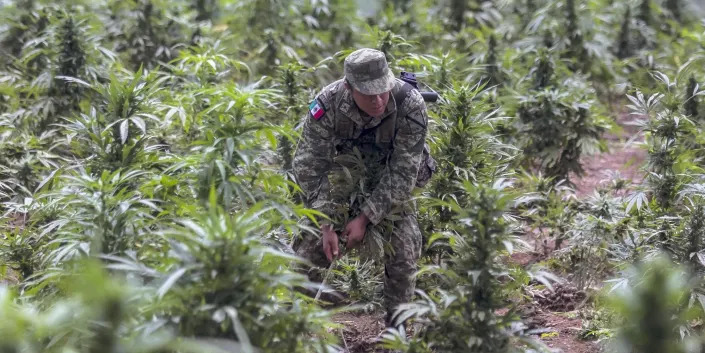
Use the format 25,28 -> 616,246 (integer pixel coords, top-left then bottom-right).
506,229 -> 559,267
510,251 -> 538,267
572,140 -> 646,197
4,211 -> 28,232
533,283 -> 588,312
332,312 -> 386,353
528,309 -> 598,353
572,111 -> 647,197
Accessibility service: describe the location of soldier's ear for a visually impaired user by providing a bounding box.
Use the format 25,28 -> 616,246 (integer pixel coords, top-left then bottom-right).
343,79 -> 351,91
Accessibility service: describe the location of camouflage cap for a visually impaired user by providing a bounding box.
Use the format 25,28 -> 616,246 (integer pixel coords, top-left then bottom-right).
344,48 -> 395,95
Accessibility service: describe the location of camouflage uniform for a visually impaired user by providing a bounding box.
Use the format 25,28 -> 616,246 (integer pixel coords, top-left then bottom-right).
292,49 -> 428,319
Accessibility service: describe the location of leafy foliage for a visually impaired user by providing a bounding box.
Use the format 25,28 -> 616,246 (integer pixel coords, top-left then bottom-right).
607,256 -> 704,353
383,180 -> 552,353
3,0 -> 705,351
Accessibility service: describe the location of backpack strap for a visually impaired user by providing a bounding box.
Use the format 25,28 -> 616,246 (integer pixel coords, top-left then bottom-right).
375,82 -> 414,146
393,81 -> 415,114
332,81 -> 356,139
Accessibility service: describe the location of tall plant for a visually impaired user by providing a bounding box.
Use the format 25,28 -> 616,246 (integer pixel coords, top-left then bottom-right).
121,192 -> 336,353
383,180 -> 550,353
607,256 -> 701,353
513,49 -> 608,185
425,82 -> 515,226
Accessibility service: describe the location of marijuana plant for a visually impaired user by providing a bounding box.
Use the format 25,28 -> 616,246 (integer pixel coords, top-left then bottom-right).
48,15 -> 86,122
425,82 -> 515,227
514,50 -> 608,185
684,76 -> 700,120
607,256 -> 701,353
615,7 -> 633,59
109,0 -> 188,70
664,0 -> 681,22
330,257 -> 384,307
383,180 -> 549,353
638,0 -> 652,26
516,171 -> 576,251
0,259 -> 236,353
135,193 -> 336,353
626,73 -> 699,211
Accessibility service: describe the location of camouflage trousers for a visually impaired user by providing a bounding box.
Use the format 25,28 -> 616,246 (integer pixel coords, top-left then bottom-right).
293,213 -> 422,317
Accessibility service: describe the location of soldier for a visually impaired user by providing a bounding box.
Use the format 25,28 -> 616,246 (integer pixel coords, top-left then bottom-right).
292,48 -> 432,326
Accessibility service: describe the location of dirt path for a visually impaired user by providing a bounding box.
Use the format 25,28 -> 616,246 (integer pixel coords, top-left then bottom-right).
528,310 -> 595,353
573,140 -> 645,197
573,112 -> 646,197
518,110 -> 645,352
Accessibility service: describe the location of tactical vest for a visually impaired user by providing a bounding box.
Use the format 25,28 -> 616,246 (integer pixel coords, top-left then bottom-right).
331,81 -> 414,149
329,81 -> 436,188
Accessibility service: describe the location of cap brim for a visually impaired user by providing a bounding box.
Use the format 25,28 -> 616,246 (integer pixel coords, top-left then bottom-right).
350,70 -> 396,95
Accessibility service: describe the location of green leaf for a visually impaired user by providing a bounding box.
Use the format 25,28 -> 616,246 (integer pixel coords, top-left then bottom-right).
120,120 -> 129,144
157,267 -> 187,299
55,75 -> 92,88
34,169 -> 60,194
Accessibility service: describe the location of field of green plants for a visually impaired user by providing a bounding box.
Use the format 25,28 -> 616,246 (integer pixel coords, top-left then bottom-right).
4,0 -> 705,352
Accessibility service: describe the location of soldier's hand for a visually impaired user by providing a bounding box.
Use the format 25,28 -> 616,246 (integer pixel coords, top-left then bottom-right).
343,213 -> 370,249
321,224 -> 339,262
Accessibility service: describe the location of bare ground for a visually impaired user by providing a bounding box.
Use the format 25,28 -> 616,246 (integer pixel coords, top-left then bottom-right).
528,310 -> 595,353
332,312 -> 386,353
572,140 -> 646,197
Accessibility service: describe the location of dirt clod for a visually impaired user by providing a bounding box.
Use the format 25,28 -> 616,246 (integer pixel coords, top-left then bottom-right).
534,283 -> 587,312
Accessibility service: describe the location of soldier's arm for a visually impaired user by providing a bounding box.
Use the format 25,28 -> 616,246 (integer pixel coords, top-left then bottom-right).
292,101 -> 336,225
361,96 -> 428,225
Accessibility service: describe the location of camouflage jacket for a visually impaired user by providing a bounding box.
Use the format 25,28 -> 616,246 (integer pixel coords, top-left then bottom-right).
292,78 -> 428,226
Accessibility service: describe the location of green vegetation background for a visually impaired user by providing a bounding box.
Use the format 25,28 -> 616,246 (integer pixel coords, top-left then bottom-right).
3,0 -> 705,352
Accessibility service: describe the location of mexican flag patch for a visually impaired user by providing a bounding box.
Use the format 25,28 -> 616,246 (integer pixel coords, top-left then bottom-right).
309,99 -> 325,120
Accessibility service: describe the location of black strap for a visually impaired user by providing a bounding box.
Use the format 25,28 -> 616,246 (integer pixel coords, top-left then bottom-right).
394,82 -> 414,111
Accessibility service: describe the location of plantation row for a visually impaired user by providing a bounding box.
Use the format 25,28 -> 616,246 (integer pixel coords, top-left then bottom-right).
3,0 -> 705,352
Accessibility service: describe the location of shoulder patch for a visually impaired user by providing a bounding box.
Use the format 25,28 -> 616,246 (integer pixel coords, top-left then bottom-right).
309,98 -> 325,120
406,109 -> 427,129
